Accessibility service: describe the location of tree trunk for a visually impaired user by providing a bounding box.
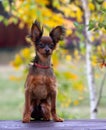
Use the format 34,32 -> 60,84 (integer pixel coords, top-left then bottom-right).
81,0 -> 97,119
86,43 -> 97,119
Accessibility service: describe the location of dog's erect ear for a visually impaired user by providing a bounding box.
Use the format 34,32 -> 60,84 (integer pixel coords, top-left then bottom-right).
49,26 -> 65,44
31,20 -> 43,42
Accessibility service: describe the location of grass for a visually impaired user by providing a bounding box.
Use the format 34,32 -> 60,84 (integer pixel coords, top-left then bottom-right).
0,63 -> 106,120
0,66 -> 24,120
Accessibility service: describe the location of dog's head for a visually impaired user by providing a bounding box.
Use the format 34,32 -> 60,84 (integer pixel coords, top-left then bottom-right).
30,20 -> 65,57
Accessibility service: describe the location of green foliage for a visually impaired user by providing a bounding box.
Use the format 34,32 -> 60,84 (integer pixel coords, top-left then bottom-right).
74,22 -> 85,32
95,0 -> 104,4
0,15 -> 4,22
88,20 -> 96,31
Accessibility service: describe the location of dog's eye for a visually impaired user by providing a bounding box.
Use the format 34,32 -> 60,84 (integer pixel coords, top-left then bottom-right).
38,43 -> 45,48
49,44 -> 54,49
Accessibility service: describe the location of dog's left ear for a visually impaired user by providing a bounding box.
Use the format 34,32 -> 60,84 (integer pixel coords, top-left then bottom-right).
49,26 -> 65,44
31,20 -> 43,43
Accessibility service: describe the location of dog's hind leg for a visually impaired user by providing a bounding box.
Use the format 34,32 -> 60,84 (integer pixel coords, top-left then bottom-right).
40,102 -> 51,121
51,90 -> 64,122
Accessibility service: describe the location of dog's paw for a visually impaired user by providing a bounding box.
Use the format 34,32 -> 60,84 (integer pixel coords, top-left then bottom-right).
53,117 -> 64,122
43,116 -> 51,121
22,117 -> 30,123
22,114 -> 31,123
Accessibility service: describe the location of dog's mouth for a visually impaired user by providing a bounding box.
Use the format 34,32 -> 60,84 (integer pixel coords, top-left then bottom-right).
46,51 -> 51,55
43,53 -> 51,57
43,51 -> 51,57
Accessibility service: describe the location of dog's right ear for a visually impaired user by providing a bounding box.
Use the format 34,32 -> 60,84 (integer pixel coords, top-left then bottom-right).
49,26 -> 65,44
30,20 -> 43,43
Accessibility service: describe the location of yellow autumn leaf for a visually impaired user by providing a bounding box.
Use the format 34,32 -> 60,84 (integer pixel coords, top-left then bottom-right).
8,17 -> 15,24
73,100 -> 79,106
91,55 -> 97,61
10,61 -> 19,69
73,82 -> 85,92
102,1 -> 106,8
88,2 -> 95,11
74,50 -> 79,56
35,0 -> 49,5
74,50 -> 81,60
9,75 -> 16,81
95,74 -> 99,78
69,3 -> 78,11
19,22 -> 25,29
60,7 -> 71,17
101,28 -> 106,34
52,52 -> 59,67
9,75 -> 18,81
66,55 -> 72,61
97,46 -> 102,52
91,61 -> 97,67
91,55 -> 99,67
66,29 -> 73,36
91,36 -> 95,42
64,102 -> 70,108
21,48 -> 31,58
99,15 -> 104,23
15,54 -> 23,64
70,11 -> 76,18
64,72 -> 78,80
67,98 -> 71,105
11,54 -> 23,69
76,8 -> 83,22
60,98 -> 71,108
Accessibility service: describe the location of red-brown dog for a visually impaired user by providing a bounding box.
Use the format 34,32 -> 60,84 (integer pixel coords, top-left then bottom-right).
22,20 -> 65,123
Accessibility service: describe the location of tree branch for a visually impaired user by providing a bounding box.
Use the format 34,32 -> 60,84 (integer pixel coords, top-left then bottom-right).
94,71 -> 106,112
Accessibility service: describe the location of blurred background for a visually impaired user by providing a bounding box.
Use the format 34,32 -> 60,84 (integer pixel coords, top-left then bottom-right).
0,0 -> 106,120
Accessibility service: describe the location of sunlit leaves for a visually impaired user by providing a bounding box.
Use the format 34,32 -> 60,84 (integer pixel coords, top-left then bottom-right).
66,55 -> 72,61
95,0 -> 104,4
73,81 -> 85,92
89,2 -> 95,11
63,72 -> 78,80
74,22 -> 84,32
2,0 -> 10,12
8,17 -> 18,25
11,48 -> 33,69
11,54 -> 23,69
52,52 -> 59,67
73,100 -> 79,106
89,20 -> 106,31
59,3 -> 83,22
35,0 -> 49,5
91,46 -> 106,68
0,15 -> 4,22
88,20 -> 97,31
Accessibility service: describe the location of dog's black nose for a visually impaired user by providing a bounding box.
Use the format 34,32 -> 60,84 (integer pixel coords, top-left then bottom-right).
45,49 -> 50,53
45,45 -> 50,54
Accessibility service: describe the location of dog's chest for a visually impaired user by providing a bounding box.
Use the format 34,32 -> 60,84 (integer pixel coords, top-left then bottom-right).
32,84 -> 47,99
30,75 -> 56,99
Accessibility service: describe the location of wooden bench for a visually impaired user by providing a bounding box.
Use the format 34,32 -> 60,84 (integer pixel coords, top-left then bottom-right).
0,120 -> 106,130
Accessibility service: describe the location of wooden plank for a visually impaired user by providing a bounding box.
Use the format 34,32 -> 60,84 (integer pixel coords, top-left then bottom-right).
0,120 -> 106,130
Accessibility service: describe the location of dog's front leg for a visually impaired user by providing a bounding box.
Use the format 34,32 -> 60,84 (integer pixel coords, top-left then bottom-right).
51,90 -> 64,122
23,88 -> 31,123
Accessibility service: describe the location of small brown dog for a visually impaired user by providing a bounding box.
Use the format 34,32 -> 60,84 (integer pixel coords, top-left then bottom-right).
22,20 -> 65,123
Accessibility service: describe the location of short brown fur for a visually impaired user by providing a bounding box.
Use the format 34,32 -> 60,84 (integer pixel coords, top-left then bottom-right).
22,20 -> 65,123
